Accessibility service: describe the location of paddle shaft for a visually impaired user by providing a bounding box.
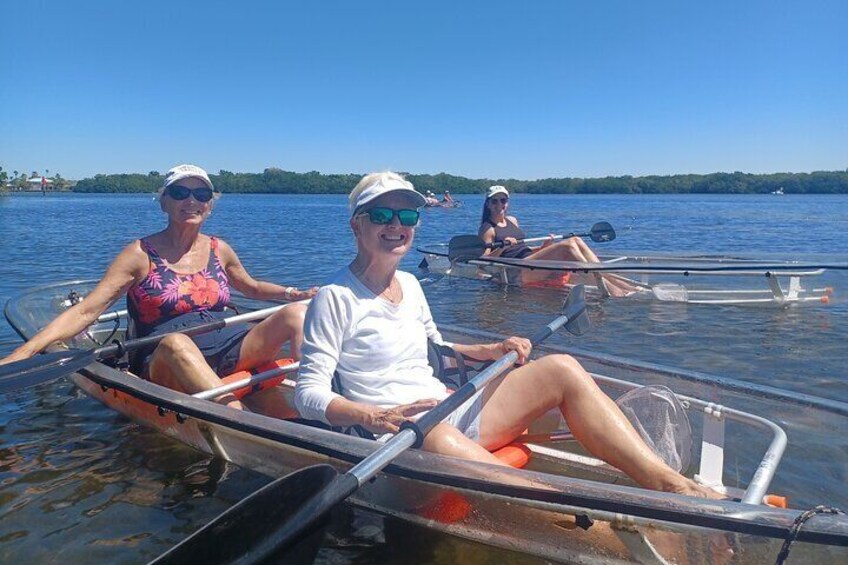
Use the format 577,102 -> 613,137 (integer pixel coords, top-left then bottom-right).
448,222 -> 615,262
0,301 -> 306,393
89,303 -> 291,362
490,231 -> 585,249
489,221 -> 615,250
192,361 -> 299,400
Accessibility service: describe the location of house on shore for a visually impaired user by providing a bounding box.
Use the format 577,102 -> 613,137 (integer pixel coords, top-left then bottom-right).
23,177 -> 53,191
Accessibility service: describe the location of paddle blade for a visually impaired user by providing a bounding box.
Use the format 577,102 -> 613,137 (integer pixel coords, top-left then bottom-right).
448,235 -> 486,262
0,349 -> 94,393
651,283 -> 689,302
151,464 -> 340,565
563,285 -> 591,336
589,222 -> 616,243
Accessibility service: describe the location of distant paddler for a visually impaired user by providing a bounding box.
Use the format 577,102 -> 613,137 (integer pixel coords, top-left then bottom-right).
0,164 -> 317,417
479,185 -> 636,296
424,190 -> 440,207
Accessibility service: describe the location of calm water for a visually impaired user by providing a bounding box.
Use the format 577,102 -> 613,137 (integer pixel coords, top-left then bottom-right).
1,192 -> 846,563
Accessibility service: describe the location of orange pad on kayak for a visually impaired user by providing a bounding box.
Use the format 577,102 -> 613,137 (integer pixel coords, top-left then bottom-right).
219,358 -> 296,399
523,272 -> 572,288
492,442 -> 532,468
421,442 -> 531,524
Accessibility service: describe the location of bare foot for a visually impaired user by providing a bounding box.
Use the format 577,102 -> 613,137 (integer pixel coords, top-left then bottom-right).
669,479 -> 727,500
603,277 -> 639,298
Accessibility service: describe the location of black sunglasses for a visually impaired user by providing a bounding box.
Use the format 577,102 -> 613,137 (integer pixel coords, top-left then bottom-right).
359,207 -> 420,226
165,185 -> 215,202
489,197 -> 509,204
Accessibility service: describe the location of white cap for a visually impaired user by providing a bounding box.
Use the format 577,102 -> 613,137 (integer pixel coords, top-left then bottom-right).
350,176 -> 426,216
163,164 -> 215,191
486,185 -> 509,199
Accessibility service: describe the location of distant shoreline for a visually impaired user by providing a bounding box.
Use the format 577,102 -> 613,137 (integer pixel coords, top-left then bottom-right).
13,168 -> 848,195
75,169 -> 848,195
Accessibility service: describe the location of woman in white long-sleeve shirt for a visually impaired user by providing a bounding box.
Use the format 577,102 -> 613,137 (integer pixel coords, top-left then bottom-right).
295,171 -> 718,499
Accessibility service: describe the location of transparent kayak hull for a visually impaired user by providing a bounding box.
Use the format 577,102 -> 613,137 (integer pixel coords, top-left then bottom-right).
6,280 -> 848,563
417,246 -> 841,305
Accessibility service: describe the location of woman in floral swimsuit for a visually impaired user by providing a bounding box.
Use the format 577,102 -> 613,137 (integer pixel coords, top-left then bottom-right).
1,164 -> 316,417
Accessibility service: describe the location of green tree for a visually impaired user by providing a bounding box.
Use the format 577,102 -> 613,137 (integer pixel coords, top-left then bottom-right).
53,173 -> 68,191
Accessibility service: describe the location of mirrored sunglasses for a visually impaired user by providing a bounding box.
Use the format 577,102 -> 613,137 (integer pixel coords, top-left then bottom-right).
166,185 -> 215,202
360,207 -> 420,226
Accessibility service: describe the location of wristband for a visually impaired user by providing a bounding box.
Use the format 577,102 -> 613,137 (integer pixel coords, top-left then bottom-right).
284,287 -> 295,299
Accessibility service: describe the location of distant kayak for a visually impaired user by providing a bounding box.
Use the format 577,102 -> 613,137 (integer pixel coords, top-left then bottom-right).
424,198 -> 462,208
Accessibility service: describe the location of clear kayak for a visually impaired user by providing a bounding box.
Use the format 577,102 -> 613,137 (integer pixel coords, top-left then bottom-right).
6,280 -> 848,563
418,243 -> 845,306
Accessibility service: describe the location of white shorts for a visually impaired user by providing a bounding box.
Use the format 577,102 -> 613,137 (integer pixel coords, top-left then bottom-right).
376,386 -> 486,444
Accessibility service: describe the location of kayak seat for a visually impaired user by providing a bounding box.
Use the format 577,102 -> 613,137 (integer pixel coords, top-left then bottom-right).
427,340 -> 470,390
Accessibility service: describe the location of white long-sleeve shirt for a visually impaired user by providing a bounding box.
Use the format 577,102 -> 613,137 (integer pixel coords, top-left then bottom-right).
294,268 -> 450,424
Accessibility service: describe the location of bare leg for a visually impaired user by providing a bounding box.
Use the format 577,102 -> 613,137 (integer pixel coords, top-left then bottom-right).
147,334 -> 245,410
476,354 -> 720,498
235,302 -> 308,368
232,303 -> 307,418
422,422 -> 506,465
243,387 -> 299,419
527,238 -> 637,297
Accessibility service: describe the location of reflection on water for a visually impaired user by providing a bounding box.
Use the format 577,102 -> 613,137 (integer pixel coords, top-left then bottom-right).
1,193 -> 847,563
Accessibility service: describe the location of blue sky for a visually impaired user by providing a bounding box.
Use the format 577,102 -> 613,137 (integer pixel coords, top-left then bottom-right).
1,0 -> 846,180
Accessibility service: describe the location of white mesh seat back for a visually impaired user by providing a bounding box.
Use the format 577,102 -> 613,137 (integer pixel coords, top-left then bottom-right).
616,385 -> 693,473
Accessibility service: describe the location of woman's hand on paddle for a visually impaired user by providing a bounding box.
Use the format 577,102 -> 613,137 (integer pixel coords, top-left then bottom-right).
503,236 -> 518,247
364,399 -> 439,435
540,233 -> 556,249
500,336 -> 532,364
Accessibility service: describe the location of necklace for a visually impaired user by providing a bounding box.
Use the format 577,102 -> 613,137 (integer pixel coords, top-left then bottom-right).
349,262 -> 402,304
381,278 -> 402,304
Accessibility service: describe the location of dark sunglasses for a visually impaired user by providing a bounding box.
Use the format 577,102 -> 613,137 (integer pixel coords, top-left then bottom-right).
489,197 -> 509,204
360,207 -> 420,226
165,185 -> 215,202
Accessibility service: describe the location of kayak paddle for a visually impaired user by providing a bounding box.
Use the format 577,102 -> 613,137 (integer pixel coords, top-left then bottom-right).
448,221 -> 616,262
151,285 -> 590,564
0,302 -> 298,393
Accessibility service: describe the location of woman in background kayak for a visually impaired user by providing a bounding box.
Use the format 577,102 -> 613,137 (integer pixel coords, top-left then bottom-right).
479,185 -> 635,296
295,171 -> 718,499
0,164 -> 315,417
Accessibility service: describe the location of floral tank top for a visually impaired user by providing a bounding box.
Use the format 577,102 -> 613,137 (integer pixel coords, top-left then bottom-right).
127,237 -> 232,337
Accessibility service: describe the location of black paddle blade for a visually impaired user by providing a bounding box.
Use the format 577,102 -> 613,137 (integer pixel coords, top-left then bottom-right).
589,222 -> 616,243
563,285 -> 591,336
448,235 -> 486,262
151,464 -> 339,565
0,349 -> 94,393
